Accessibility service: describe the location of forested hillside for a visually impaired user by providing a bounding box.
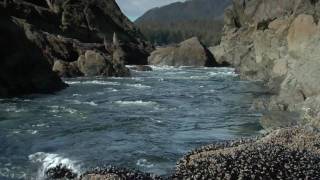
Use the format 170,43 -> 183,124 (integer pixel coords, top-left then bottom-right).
135,0 -> 231,46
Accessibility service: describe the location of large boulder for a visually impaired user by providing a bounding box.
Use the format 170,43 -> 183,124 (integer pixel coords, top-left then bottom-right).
148,37 -> 217,67
77,50 -> 110,76
0,14 -> 66,97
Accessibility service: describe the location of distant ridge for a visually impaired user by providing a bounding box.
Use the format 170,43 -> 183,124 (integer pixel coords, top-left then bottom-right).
135,0 -> 231,45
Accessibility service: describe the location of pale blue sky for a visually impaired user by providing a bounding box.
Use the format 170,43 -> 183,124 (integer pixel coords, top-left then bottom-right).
116,0 -> 185,21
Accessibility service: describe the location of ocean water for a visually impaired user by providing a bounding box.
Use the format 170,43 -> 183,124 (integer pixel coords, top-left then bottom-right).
0,66 -> 265,179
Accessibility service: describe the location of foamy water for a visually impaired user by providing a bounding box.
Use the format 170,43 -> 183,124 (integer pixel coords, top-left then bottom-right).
29,152 -> 81,180
0,66 -> 265,178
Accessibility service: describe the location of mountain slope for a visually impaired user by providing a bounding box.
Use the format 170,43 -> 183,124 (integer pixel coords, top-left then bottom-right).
135,0 -> 231,45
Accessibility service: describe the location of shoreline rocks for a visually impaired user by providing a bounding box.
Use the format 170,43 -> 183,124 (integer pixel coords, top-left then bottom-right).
148,37 -> 219,67
173,127 -> 320,179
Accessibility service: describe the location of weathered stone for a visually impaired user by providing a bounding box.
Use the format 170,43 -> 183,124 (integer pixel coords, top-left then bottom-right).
211,0 -> 320,129
148,37 -> 217,67
77,51 -> 110,77
260,111 -> 300,131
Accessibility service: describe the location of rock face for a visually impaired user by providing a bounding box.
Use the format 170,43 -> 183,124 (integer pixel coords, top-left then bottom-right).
211,0 -> 320,129
148,37 -> 218,67
0,0 -> 152,79
0,13 -> 66,97
174,127 -> 320,179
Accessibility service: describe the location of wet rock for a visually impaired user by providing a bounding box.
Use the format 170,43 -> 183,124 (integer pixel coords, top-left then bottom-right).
77,51 -> 110,77
46,164 -> 77,179
148,37 -> 218,67
53,60 -> 82,78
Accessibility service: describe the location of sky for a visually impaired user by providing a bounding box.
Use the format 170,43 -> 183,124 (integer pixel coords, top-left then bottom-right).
116,0 -> 185,21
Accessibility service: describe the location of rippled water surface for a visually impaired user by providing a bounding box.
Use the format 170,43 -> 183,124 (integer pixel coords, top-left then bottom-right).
0,66 -> 264,179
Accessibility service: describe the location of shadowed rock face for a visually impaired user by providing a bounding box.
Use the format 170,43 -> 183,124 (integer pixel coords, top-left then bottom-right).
0,0 -> 152,80
148,37 -> 218,67
0,13 -> 66,98
210,0 -> 320,129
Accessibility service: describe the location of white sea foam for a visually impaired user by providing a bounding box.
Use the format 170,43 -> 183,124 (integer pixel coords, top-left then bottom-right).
149,65 -> 181,71
115,100 -> 157,106
5,106 -> 27,113
67,100 -> 98,106
49,106 -> 78,114
65,80 -> 120,86
126,84 -> 151,89
0,165 -> 27,179
27,130 -> 38,135
208,71 -> 238,77
29,152 -> 81,180
136,159 -> 154,168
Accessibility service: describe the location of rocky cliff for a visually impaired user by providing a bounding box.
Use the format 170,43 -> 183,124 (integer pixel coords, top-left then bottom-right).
0,10 -> 66,97
0,0 -> 152,78
211,0 -> 320,129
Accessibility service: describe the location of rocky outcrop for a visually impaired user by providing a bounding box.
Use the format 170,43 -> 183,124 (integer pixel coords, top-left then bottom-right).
0,0 -> 152,79
0,13 -> 66,97
148,37 -> 218,67
211,0 -> 320,129
174,127 -> 320,179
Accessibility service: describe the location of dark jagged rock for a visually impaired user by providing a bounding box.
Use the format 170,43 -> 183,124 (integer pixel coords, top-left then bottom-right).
0,12 -> 66,97
173,128 -> 320,179
46,164 -> 78,179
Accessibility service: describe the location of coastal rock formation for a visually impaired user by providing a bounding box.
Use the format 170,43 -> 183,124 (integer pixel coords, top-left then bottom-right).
0,0 -> 152,79
148,37 -> 218,67
211,0 -> 320,129
0,13 -> 66,97
174,127 -> 320,179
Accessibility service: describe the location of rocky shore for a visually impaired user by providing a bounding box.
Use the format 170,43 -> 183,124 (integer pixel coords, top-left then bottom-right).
2,0 -> 320,179
173,127 -> 320,179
